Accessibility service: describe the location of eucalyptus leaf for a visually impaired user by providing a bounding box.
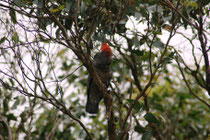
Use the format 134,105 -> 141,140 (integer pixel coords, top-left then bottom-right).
134,125 -> 146,133
13,32 -> 19,44
153,39 -> 164,50
9,9 -> 17,24
6,113 -> 17,121
0,37 -> 6,45
144,113 -> 159,124
142,130 -> 153,140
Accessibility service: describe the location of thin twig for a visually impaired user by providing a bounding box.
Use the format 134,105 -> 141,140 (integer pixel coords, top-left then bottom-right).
47,65 -> 83,83
162,0 -> 198,30
46,118 -> 62,140
175,56 -> 210,108
122,22 -> 176,130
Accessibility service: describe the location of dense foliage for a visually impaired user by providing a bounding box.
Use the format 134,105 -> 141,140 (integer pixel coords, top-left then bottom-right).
0,0 -> 209,139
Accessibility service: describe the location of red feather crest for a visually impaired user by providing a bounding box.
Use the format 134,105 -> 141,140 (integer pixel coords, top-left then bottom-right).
101,43 -> 112,56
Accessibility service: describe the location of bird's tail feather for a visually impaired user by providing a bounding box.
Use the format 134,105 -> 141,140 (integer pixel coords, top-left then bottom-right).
85,100 -> 99,114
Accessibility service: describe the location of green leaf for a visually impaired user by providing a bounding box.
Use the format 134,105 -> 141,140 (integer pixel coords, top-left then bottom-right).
144,112 -> 159,124
133,101 -> 143,113
151,12 -> 158,24
0,37 -> 6,45
153,39 -> 164,50
57,48 -> 67,57
9,78 -> 15,86
126,99 -> 133,103
140,7 -> 147,17
50,5 -> 65,13
188,1 -> 198,9
141,52 -> 150,61
142,130 -> 153,140
21,97 -> 26,105
3,82 -> 11,90
181,7 -> 189,29
12,97 -> 20,109
162,57 -> 172,64
126,99 -> 143,113
134,125 -> 146,133
58,75 -> 65,79
132,50 -> 144,56
7,113 -> 17,121
13,32 -> 19,44
9,9 -> 17,24
131,37 -> 139,47
55,85 -> 59,96
140,38 -> 146,45
3,99 -> 9,112
59,86 -> 64,97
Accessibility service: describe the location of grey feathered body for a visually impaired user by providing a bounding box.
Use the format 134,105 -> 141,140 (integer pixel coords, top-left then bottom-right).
86,52 -> 112,114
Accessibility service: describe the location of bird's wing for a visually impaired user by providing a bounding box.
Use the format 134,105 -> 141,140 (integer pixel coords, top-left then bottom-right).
87,75 -> 92,98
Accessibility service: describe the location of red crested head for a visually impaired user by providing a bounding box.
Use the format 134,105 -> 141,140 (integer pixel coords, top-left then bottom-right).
101,43 -> 112,56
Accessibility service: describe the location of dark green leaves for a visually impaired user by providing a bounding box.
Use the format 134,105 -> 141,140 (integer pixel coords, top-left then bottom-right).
9,9 -> 17,24
153,38 -> 164,50
134,125 -> 153,140
132,50 -> 144,56
12,97 -> 20,109
2,82 -> 11,90
142,129 -> 153,140
141,52 -> 154,61
162,52 -> 175,64
6,113 -> 17,121
127,99 -> 143,113
131,37 -> 140,47
133,101 -> 143,113
0,37 -> 6,45
139,7 -> 148,17
144,112 -> 159,124
134,125 -> 146,133
13,32 -> 19,44
9,78 -> 15,86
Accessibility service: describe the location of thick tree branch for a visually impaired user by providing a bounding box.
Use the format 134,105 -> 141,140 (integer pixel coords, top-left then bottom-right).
44,5 -> 116,139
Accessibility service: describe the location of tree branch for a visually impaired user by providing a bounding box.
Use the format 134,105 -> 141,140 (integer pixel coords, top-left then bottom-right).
122,23 -> 176,130
197,2 -> 210,95
175,56 -> 210,108
0,115 -> 13,140
44,5 -> 116,139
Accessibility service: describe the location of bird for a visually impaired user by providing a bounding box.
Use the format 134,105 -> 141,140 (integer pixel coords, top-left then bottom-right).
86,43 -> 112,114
